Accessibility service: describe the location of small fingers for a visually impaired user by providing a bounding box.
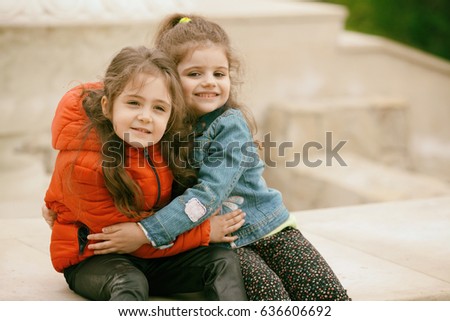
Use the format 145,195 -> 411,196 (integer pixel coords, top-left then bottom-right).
227,211 -> 246,225
41,204 -> 47,218
42,205 -> 55,219
226,216 -> 245,234
87,241 -> 106,250
221,235 -> 239,243
223,209 -> 243,218
92,248 -> 115,255
87,233 -> 109,241
87,240 -> 116,254
100,223 -> 127,234
223,209 -> 245,223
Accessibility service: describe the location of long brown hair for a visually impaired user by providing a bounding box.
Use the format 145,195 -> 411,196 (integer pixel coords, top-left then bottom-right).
153,13 -> 257,135
82,46 -> 195,218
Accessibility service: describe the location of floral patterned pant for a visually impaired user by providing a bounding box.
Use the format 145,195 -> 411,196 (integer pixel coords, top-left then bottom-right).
235,227 -> 350,301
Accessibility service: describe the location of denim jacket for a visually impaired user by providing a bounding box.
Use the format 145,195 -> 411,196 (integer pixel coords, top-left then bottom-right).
139,106 -> 290,248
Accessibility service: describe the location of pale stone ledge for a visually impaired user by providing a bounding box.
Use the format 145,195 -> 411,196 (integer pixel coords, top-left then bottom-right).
1,195 -> 449,300
0,0 -> 193,26
0,0 -> 348,27
338,31 -> 450,76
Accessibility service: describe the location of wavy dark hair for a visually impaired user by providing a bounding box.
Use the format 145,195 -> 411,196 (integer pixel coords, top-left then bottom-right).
81,46 -> 196,218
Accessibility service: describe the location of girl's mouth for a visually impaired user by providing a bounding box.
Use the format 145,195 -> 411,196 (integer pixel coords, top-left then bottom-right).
131,127 -> 151,134
196,93 -> 218,98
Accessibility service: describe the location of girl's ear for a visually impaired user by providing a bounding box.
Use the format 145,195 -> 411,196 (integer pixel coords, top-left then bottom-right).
101,96 -> 110,118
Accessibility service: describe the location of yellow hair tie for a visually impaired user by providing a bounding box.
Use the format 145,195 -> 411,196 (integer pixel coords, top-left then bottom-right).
178,17 -> 192,24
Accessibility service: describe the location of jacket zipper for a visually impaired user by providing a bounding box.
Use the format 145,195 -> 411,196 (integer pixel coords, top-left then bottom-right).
144,147 -> 161,206
77,224 -> 89,254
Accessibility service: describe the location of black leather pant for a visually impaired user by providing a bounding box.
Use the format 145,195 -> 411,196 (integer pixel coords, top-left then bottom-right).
64,246 -> 247,301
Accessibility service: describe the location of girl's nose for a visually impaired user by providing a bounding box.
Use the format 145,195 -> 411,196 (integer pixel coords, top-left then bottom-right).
137,108 -> 152,122
202,75 -> 216,87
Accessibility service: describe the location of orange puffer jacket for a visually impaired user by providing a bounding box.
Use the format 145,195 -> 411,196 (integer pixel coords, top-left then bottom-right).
45,83 -> 210,272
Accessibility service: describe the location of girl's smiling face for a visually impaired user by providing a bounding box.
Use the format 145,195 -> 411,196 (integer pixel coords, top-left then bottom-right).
102,72 -> 172,148
177,45 -> 230,116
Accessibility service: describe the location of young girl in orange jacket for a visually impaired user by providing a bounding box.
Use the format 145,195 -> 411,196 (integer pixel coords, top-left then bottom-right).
44,46 -> 247,300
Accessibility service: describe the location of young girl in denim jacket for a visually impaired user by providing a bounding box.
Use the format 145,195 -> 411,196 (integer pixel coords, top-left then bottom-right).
64,15 -> 350,301
44,46 -> 247,300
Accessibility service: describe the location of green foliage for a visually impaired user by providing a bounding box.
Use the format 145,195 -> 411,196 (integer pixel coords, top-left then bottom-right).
320,0 -> 450,61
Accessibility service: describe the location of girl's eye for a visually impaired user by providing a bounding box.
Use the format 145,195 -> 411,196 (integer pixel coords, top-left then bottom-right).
127,101 -> 140,107
214,72 -> 227,78
188,72 -> 201,77
154,105 -> 166,112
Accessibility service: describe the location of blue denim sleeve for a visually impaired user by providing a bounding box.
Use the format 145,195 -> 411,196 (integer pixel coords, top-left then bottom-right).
139,111 -> 253,247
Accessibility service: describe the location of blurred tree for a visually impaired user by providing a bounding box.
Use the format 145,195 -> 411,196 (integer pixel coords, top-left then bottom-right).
320,0 -> 450,61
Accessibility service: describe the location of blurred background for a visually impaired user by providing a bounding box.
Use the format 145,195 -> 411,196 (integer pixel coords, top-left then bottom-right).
1,0 -> 450,302
1,0 -> 449,210
320,0 -> 450,61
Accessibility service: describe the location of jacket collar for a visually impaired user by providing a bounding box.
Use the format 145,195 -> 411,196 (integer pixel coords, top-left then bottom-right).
195,105 -> 227,133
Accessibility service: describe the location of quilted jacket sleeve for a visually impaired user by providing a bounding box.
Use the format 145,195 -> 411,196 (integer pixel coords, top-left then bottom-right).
46,156 -> 211,259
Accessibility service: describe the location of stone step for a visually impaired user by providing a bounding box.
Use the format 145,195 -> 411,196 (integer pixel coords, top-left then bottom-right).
262,96 -> 410,169
263,152 -> 450,211
295,196 -> 450,300
2,196 -> 449,301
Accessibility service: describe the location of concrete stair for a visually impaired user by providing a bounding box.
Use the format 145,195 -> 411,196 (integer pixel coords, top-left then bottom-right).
296,196 -> 450,301
1,191 -> 449,301
262,96 -> 450,210
264,151 -> 450,210
263,96 -> 410,168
